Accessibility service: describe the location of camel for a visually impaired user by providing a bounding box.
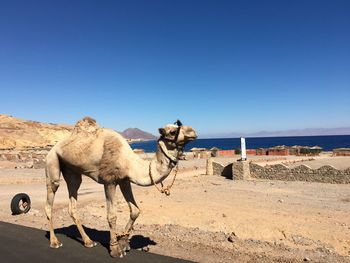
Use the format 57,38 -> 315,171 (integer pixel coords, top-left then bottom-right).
45,117 -> 197,258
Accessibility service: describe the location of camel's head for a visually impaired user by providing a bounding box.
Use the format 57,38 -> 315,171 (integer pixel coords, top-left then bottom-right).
158,121 -> 197,150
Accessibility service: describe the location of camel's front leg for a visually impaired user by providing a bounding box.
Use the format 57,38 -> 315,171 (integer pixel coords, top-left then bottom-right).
119,180 -> 140,252
104,183 -> 123,258
45,151 -> 62,249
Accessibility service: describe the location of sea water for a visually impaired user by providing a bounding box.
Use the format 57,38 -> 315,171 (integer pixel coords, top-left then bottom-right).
130,135 -> 350,153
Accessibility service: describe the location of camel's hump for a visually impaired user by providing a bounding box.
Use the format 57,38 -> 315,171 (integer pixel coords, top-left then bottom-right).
76,116 -> 97,126
72,116 -> 100,134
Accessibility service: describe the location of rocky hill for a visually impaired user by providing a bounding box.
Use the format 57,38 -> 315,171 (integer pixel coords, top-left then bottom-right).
121,128 -> 157,140
0,114 -> 73,149
0,115 -> 157,168
0,115 -> 157,150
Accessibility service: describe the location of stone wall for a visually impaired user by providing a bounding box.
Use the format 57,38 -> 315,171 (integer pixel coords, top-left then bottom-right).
333,148 -> 350,156
232,161 -> 250,180
250,163 -> 350,184
206,159 -> 350,184
207,160 -> 233,179
208,160 -> 250,180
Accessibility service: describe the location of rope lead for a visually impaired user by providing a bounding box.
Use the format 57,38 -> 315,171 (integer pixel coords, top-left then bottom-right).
149,161 -> 178,196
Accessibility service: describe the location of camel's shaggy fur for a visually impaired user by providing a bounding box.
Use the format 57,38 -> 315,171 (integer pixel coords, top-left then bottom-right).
45,117 -> 197,258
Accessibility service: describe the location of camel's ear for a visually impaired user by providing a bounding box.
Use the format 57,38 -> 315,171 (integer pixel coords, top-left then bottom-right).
158,128 -> 166,136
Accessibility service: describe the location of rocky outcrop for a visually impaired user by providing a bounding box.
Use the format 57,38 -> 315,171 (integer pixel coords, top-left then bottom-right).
0,114 -> 160,150
0,114 -> 72,149
0,148 -> 49,168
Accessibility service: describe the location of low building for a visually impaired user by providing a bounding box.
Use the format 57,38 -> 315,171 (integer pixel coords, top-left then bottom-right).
333,148 -> 350,156
191,148 -> 211,159
256,148 -> 268,156
267,146 -> 289,156
210,147 -> 220,157
288,145 -> 300,155
246,149 -> 257,155
218,150 -> 235,156
298,146 -> 323,156
133,149 -> 145,154
255,145 -> 322,156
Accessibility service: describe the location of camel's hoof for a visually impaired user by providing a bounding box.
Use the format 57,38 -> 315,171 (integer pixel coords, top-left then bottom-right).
110,244 -> 123,258
50,241 -> 63,248
110,250 -> 124,258
84,240 -> 97,248
124,244 -> 131,252
118,236 -> 130,252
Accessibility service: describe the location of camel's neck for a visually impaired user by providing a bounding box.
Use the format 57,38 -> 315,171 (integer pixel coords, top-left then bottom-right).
131,141 -> 179,186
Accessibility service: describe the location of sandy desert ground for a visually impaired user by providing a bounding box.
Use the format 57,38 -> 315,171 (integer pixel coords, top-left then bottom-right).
0,156 -> 349,263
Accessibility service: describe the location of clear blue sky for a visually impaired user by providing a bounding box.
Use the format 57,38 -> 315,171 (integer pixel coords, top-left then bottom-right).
0,0 -> 349,137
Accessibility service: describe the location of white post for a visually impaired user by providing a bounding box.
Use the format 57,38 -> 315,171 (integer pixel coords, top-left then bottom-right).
240,137 -> 247,161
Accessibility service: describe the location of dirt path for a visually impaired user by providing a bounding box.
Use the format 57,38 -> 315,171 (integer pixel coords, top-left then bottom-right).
0,168 -> 349,262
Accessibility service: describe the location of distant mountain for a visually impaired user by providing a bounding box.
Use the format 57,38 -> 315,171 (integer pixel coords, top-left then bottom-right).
121,128 -> 157,140
203,127 -> 350,138
248,127 -> 350,137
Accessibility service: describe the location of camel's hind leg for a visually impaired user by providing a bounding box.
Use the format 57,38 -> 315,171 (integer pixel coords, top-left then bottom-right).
62,169 -> 97,248
118,180 -> 140,252
104,183 -> 123,258
45,150 -> 62,248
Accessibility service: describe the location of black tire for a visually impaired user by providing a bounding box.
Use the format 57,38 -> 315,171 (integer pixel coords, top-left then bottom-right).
11,193 -> 31,215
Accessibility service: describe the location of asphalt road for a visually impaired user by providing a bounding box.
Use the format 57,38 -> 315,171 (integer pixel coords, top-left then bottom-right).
0,221 -> 194,263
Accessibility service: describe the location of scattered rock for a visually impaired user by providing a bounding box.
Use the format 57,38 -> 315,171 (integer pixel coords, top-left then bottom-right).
227,232 -> 237,243
291,235 -> 314,246
28,209 -> 40,215
278,199 -> 284,203
280,230 -> 287,239
303,257 -> 311,261
142,246 -> 150,252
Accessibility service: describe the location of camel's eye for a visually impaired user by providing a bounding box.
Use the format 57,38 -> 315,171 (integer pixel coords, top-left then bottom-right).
170,130 -> 177,136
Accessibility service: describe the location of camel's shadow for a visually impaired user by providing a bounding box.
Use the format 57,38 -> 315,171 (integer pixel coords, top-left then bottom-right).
45,225 -> 156,252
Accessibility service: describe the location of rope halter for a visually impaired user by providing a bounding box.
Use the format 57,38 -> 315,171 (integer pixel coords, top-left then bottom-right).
149,120 -> 184,196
